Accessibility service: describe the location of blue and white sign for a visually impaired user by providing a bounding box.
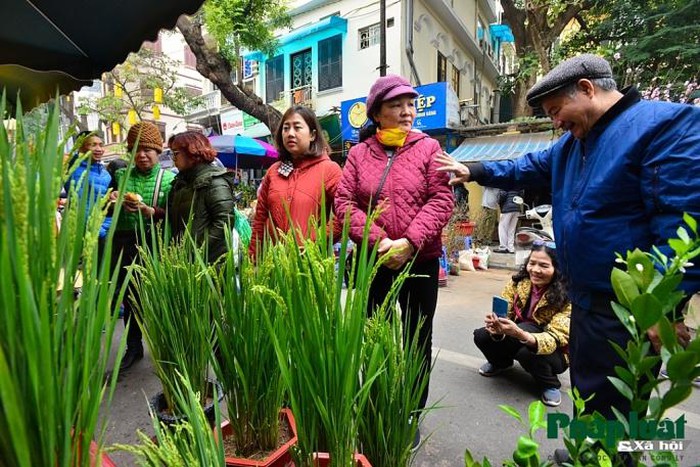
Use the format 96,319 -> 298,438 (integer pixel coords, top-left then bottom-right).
340,82 -> 460,143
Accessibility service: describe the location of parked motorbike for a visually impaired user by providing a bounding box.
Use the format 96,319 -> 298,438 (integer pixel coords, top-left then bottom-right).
513,196 -> 554,267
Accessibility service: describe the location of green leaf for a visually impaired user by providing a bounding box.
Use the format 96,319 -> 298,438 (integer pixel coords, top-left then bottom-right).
661,383 -> 693,410
613,366 -> 635,387
683,212 -> 697,235
608,376 -> 634,401
630,293 -> 663,331
611,268 -> 640,308
499,404 -> 524,424
676,226 -> 691,245
627,249 -> 655,289
527,401 -> 546,430
516,436 -> 539,457
666,351 -> 699,380
668,238 -> 687,255
611,302 -> 637,337
657,317 -> 680,350
597,449 -> 613,467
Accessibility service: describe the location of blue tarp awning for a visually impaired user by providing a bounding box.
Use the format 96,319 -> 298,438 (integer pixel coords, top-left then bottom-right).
450,132 -> 557,162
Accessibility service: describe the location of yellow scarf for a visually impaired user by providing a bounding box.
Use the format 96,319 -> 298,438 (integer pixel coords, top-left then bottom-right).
376,127 -> 409,147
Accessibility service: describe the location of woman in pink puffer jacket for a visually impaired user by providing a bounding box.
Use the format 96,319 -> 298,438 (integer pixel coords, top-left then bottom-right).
334,75 -> 454,429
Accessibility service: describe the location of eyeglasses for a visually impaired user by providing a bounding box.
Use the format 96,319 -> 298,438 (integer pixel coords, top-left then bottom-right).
533,239 -> 556,249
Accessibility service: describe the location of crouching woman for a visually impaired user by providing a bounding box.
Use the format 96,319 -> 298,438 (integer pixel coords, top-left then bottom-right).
473,241 -> 570,407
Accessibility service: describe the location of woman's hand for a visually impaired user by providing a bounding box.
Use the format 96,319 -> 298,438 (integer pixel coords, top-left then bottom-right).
435,151 -> 470,185
382,238 -> 415,270
485,314 -> 520,338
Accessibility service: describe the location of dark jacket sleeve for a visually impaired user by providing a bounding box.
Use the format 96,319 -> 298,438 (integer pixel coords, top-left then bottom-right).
202,176 -> 235,263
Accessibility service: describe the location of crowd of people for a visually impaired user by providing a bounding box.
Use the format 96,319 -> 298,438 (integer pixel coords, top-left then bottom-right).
65,53 -> 699,462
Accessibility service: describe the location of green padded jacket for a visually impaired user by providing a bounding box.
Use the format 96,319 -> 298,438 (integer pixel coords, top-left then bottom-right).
113,164 -> 175,232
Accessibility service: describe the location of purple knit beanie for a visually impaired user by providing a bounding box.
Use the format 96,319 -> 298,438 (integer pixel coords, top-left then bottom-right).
366,74 -> 418,120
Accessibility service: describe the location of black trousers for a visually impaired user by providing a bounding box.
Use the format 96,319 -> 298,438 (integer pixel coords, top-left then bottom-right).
473,322 -> 567,389
111,231 -> 144,351
367,258 -> 439,411
569,299 -> 645,419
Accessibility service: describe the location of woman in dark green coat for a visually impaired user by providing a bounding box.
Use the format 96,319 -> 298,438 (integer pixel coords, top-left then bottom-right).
167,131 -> 235,263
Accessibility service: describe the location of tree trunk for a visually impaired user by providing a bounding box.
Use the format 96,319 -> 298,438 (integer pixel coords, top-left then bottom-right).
176,16 -> 282,133
512,74 -> 537,118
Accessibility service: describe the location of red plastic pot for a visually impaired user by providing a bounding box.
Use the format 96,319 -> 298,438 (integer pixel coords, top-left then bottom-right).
216,408 -> 298,467
312,452 -> 372,466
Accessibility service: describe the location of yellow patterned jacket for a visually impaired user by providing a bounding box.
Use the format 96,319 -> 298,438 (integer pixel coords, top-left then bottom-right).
502,279 -> 571,360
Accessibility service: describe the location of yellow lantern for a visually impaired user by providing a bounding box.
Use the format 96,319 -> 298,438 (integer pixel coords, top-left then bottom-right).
152,105 -> 161,120
112,122 -> 121,137
114,83 -> 123,98
154,87 -> 163,103
128,109 -> 137,125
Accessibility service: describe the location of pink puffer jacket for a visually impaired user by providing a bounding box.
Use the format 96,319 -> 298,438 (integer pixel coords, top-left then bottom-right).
334,131 -> 454,262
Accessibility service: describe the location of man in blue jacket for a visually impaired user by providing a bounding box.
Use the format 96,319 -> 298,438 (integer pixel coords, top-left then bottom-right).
437,54 -> 699,422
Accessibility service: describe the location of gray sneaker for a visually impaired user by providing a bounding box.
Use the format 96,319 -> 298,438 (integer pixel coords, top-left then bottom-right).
541,388 -> 562,407
478,362 -> 510,377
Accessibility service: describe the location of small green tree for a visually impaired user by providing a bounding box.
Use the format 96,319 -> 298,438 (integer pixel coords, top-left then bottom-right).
76,46 -> 203,129
177,0 -> 292,133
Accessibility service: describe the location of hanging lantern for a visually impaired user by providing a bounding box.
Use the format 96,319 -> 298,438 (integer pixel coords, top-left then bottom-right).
112,122 -> 121,137
152,105 -> 161,120
128,109 -> 138,125
153,87 -> 163,103
114,83 -> 123,98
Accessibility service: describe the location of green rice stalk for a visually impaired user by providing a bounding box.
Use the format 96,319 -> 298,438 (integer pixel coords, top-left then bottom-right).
0,93 -> 124,467
211,238 -> 286,456
359,311 -> 433,467
131,227 -> 217,413
261,200 -> 390,467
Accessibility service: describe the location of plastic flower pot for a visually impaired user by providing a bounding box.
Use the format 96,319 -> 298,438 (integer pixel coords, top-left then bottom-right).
457,221 -> 475,236
215,408 -> 298,467
89,440 -> 118,467
149,379 -> 224,427
312,452 -> 372,467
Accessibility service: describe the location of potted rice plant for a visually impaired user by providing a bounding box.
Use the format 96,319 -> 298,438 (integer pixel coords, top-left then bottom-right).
359,314 -> 433,466
0,96 -> 124,466
114,372 -> 226,466
210,242 -> 296,466
263,210 -> 385,467
130,230 -> 222,424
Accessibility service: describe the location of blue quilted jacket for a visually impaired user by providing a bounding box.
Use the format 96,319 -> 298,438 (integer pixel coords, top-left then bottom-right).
66,158 -> 112,238
469,88 -> 700,308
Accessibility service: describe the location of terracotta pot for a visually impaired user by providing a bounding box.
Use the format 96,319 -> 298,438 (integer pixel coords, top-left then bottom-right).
456,221 -> 475,236
312,452 -> 372,467
217,408 -> 298,467
89,440 -> 118,467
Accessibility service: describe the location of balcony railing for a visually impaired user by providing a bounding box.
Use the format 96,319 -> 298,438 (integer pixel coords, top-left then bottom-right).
274,84 -> 315,110
186,90 -> 222,116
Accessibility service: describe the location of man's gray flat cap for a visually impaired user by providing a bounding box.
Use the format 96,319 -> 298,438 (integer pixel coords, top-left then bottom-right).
526,54 -> 613,107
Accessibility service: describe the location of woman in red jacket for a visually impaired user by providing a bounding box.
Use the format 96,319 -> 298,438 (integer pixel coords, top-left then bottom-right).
334,75 -> 454,444
250,105 -> 342,257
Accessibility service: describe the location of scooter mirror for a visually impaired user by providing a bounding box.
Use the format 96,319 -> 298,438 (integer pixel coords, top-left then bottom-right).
512,196 -> 524,205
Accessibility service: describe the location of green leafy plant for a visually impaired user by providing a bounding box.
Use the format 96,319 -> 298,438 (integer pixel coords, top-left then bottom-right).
131,229 -> 218,415
210,242 -> 287,457
464,213 -> 700,466
359,312 -> 432,466
114,371 -> 226,466
0,94 -> 125,466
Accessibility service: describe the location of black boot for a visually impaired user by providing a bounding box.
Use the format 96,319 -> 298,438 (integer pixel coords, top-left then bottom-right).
120,346 -> 144,370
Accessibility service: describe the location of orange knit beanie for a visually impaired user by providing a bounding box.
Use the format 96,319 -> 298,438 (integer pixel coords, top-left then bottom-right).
126,122 -> 163,153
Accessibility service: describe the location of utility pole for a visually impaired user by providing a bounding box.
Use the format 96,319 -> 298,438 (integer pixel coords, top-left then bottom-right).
379,0 -> 387,76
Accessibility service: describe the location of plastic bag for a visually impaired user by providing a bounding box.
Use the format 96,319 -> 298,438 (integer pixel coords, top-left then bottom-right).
459,249 -> 476,272
474,246 -> 491,270
233,208 -> 252,248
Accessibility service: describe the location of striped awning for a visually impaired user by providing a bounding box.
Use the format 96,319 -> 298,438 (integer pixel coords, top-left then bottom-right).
450,132 -> 558,162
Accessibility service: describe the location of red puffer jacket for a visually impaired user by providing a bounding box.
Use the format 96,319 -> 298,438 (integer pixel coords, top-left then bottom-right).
335,131 -> 454,262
